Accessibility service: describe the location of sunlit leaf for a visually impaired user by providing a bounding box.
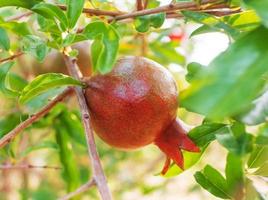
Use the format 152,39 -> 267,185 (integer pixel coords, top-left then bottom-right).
0,62 -> 20,97
82,21 -> 119,74
181,26 -> 268,120
0,21 -> 31,36
182,10 -> 240,39
0,27 -> 9,51
0,0 -> 42,9
19,73 -> 82,104
67,0 -> 85,29
247,146 -> 268,169
244,0 -> 268,28
32,3 -> 68,31
194,165 -> 231,199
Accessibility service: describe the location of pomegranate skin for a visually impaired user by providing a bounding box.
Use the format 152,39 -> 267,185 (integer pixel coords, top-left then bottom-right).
85,56 -> 178,149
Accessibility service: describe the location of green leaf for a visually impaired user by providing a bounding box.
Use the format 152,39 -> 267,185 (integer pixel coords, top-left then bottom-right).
0,27 -> 9,51
149,41 -> 185,65
134,13 -> 165,33
191,11 -> 260,36
25,88 -> 65,114
0,113 -> 25,138
0,62 -> 20,97
32,3 -> 68,31
186,62 -> 204,82
180,26 -> 268,120
244,0 -> 268,28
21,35 -> 50,62
20,141 -> 58,158
216,124 -> 253,156
54,116 -> 80,192
222,10 -> 260,32
248,146 -> 268,169
8,73 -> 28,91
182,10 -> 240,39
19,73 -> 82,104
238,90 -> 268,125
82,21 -> 119,74
254,162 -> 268,177
225,153 -> 244,195
67,0 -> 85,29
0,21 -> 31,36
188,122 -> 227,147
255,124 -> 268,146
0,0 -> 42,9
60,110 -> 86,146
163,149 -> 205,177
194,165 -> 231,199
91,34 -> 104,72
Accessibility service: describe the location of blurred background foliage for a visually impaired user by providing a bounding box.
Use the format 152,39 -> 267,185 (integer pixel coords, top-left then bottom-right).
0,0 -> 268,199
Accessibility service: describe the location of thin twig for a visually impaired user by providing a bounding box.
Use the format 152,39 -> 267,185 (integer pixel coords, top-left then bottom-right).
58,179 -> 96,200
112,0 -> 219,21
166,8 -> 242,18
62,53 -> 112,200
0,87 -> 74,149
6,12 -> 33,21
0,164 -> 61,170
0,52 -> 24,63
58,4 -> 123,16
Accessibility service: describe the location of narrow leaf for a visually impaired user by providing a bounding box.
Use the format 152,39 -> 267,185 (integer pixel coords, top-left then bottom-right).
194,165 -> 230,199
32,3 -> 68,31
67,0 -> 85,29
0,62 -> 20,97
19,73 -> 82,104
0,27 -> 10,51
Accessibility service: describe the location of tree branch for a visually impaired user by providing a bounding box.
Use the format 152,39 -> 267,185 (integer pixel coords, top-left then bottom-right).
58,179 -> 96,200
0,52 -> 24,63
6,12 -> 32,21
58,4 -> 123,16
0,87 -> 74,148
112,0 -> 220,21
62,53 -> 112,200
0,164 -> 61,170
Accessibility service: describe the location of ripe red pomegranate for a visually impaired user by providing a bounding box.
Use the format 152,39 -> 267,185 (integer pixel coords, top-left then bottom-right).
85,56 -> 199,174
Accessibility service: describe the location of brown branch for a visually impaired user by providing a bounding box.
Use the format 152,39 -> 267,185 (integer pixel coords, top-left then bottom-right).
58,179 -> 96,200
62,53 -> 112,200
0,164 -> 61,170
57,4 -> 123,16
0,87 -> 74,149
0,52 -> 24,63
6,12 -> 33,22
112,0 -> 220,21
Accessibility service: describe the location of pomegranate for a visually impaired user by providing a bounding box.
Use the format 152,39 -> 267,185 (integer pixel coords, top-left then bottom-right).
85,56 -> 199,174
